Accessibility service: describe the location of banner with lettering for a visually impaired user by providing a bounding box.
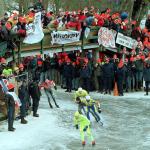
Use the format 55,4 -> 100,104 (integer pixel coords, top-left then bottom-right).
51,30 -> 81,45
23,12 -> 44,44
116,33 -> 138,49
98,27 -> 117,48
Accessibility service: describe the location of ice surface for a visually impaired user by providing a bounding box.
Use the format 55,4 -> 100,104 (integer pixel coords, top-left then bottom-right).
0,88 -> 150,150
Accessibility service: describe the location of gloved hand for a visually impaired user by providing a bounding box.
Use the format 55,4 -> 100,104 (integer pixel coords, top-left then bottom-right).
54,86 -> 57,90
75,124 -> 78,129
98,108 -> 102,113
83,126 -> 88,132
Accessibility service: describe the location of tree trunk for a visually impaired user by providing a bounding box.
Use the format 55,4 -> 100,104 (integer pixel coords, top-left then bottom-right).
0,0 -> 5,17
42,0 -> 49,10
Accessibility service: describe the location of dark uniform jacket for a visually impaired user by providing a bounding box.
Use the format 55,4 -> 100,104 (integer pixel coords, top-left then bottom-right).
28,82 -> 41,100
143,67 -> 150,82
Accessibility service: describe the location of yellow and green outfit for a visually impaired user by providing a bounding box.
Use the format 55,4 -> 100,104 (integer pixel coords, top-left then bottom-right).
74,90 -> 88,114
85,98 -> 100,122
74,111 -> 94,143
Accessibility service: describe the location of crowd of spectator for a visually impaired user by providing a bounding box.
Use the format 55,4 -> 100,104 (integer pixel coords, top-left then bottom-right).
0,1 -> 150,97
1,47 -> 149,97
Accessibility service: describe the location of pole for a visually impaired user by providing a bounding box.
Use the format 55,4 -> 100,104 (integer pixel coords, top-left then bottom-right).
12,48 -> 15,62
62,44 -> 64,52
18,37 -> 21,64
40,39 -> 43,57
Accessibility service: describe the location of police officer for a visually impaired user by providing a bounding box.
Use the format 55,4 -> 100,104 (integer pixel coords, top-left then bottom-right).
29,79 -> 41,117
6,84 -> 16,131
18,80 -> 29,124
63,59 -> 73,92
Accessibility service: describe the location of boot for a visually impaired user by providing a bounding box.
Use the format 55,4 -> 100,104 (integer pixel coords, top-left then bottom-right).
92,141 -> 96,146
55,104 -> 59,108
144,93 -> 148,96
33,113 -> 39,117
65,89 -> 69,92
82,141 -> 85,146
21,118 -> 28,124
8,127 -> 15,132
68,89 -> 72,93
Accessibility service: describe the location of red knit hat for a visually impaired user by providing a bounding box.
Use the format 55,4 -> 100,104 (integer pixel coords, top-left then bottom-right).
130,56 -> 134,62
19,63 -> 24,69
118,61 -> 124,68
97,58 -> 101,63
66,59 -> 71,63
1,58 -> 6,64
7,83 -> 15,90
37,61 -> 43,65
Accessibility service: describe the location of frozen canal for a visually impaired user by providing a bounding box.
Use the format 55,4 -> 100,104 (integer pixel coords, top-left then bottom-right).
0,88 -> 150,150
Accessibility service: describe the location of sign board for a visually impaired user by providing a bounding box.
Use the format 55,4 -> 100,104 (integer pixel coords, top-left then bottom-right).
116,33 -> 138,49
23,12 -> 44,44
51,30 -> 81,45
98,27 -> 117,48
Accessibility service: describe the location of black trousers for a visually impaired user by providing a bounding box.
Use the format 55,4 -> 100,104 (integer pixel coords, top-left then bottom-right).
20,100 -> 26,118
97,76 -> 103,92
117,79 -> 123,95
8,105 -> 15,129
81,77 -> 90,93
104,77 -> 112,93
44,88 -> 58,106
66,77 -> 72,91
145,81 -> 150,95
32,98 -> 40,114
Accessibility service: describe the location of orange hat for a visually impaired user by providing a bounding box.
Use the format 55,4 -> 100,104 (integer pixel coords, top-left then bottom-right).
19,63 -> 24,69
19,17 -> 27,23
66,59 -> 71,63
141,55 -> 145,60
97,58 -> 101,63
37,61 -> 43,65
7,83 -> 15,90
1,58 -> 6,64
130,56 -> 134,62
5,22 -> 12,30
118,61 -> 124,68
131,20 -> 137,25
112,13 -> 120,19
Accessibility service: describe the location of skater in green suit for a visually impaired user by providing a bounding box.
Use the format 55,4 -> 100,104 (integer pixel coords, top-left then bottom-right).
74,111 -> 95,146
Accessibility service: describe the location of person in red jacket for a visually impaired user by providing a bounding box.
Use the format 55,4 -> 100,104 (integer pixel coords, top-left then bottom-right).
40,79 -> 59,108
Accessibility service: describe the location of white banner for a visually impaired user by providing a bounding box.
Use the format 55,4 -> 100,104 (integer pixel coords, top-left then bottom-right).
116,33 -> 138,49
51,30 -> 81,45
98,27 -> 117,48
23,12 -> 44,44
